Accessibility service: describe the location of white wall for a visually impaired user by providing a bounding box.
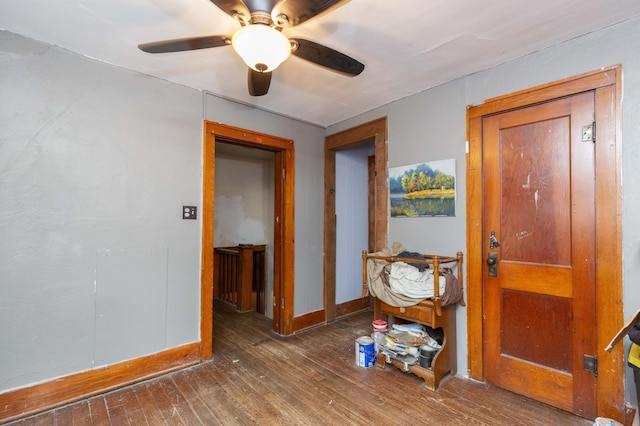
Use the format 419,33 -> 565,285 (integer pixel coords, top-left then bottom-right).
328,16 -> 640,404
0,28 -> 328,395
214,144 -> 275,318
0,31 -> 203,391
335,144 -> 372,304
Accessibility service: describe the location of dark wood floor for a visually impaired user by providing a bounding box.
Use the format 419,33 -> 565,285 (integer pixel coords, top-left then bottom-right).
7,302 -> 592,425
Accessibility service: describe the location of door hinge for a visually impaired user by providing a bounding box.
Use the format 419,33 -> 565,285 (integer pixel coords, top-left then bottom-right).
582,122 -> 596,143
584,354 -> 598,377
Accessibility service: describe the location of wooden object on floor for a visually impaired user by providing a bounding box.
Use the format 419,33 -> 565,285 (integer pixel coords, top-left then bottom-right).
375,298 -> 457,391
363,250 -> 463,390
6,302 -> 593,426
213,244 -> 266,313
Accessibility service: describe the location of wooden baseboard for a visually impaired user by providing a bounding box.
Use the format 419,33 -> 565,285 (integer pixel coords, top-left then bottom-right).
292,299 -> 373,333
335,297 -> 372,319
624,405 -> 637,426
0,342 -> 200,424
293,309 -> 325,332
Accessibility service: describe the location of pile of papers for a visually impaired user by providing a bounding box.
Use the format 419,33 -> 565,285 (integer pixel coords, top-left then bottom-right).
379,323 -> 441,364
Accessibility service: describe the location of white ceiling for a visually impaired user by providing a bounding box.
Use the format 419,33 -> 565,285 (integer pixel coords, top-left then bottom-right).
2,0 -> 640,127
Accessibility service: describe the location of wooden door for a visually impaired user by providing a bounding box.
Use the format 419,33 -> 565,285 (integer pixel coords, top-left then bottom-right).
482,91 -> 597,417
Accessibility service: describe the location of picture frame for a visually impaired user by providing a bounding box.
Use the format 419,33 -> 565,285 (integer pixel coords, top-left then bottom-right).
389,159 -> 456,217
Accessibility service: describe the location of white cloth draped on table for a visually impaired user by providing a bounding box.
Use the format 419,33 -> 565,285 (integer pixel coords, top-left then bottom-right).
389,261 -> 446,299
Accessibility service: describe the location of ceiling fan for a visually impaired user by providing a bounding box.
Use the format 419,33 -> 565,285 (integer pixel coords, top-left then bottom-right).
138,0 -> 365,96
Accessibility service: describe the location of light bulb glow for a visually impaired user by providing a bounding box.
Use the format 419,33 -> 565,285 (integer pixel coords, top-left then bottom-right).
231,25 -> 291,72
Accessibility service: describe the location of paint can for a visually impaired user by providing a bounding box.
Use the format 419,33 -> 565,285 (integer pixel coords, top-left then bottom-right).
355,336 -> 376,368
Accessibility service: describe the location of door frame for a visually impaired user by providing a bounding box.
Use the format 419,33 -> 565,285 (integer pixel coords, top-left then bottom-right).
324,117 -> 388,322
466,66 -> 624,420
200,121 -> 295,360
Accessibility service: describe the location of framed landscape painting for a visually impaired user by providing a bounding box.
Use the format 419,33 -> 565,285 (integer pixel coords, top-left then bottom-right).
389,159 -> 456,217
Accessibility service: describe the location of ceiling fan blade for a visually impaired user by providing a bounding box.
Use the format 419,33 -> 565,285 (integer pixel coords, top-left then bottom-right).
290,38 -> 364,76
272,0 -> 349,27
209,0 -> 250,20
138,35 -> 229,53
248,69 -> 272,96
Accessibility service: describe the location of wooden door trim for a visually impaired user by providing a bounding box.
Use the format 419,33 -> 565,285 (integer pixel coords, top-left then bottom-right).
368,155 -> 376,253
466,65 -> 623,421
201,121 -> 295,360
324,117 -> 388,322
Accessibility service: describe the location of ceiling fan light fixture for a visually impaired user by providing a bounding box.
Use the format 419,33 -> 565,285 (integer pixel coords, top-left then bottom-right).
231,24 -> 291,72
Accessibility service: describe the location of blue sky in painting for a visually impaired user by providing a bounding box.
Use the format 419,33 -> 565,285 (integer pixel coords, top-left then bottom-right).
389,159 -> 456,180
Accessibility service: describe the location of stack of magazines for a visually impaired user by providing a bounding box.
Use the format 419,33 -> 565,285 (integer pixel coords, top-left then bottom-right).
378,323 -> 441,365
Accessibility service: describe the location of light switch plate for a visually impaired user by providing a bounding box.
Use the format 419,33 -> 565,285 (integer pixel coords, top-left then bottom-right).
182,206 -> 197,220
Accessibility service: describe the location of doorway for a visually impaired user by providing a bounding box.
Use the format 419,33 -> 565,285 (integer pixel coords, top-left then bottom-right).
200,121 -> 295,360
466,66 -> 623,421
214,142 -> 274,317
324,117 -> 388,321
335,144 -> 373,310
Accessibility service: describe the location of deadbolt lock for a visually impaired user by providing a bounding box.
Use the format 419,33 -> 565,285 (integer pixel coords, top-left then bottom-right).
487,252 -> 498,277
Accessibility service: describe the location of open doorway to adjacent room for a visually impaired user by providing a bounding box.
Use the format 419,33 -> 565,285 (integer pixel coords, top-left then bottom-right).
213,142 -> 275,318
200,121 -> 295,360
324,117 -> 388,321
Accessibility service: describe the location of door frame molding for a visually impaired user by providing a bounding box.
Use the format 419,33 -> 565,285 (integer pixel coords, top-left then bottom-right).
324,117 -> 388,322
466,66 -> 624,420
200,121 -> 295,360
